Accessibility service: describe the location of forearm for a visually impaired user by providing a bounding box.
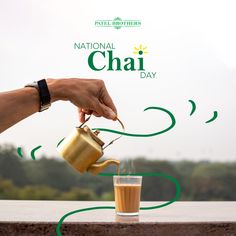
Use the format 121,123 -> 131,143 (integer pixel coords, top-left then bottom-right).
0,79 -> 65,133
0,78 -> 116,133
0,87 -> 39,133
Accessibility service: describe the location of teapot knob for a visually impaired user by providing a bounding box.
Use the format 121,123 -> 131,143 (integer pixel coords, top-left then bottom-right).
93,130 -> 100,136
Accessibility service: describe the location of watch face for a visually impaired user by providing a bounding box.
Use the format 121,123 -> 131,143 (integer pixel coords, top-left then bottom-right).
25,82 -> 38,88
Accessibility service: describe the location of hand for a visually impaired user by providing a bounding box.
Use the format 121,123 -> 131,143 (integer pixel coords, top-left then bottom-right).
47,78 -> 117,123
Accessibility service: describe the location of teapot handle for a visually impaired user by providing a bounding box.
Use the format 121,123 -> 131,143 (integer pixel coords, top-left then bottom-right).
77,114 -> 92,128
102,116 -> 124,150
77,114 -> 125,150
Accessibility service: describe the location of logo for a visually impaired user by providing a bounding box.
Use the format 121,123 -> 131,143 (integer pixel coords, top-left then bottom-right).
74,42 -> 157,79
133,44 -> 148,55
87,44 -> 146,71
95,17 -> 141,30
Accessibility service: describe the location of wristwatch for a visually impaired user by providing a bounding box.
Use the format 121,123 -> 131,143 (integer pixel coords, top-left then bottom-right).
25,79 -> 51,112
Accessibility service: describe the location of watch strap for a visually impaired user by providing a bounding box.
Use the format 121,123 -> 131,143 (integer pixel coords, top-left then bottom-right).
25,79 -> 51,112
37,79 -> 51,112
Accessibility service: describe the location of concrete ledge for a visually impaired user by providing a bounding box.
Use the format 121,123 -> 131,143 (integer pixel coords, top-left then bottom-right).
1,222 -> 236,236
0,201 -> 236,235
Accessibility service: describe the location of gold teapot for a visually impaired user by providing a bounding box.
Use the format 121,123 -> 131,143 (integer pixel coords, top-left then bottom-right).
57,115 -> 123,175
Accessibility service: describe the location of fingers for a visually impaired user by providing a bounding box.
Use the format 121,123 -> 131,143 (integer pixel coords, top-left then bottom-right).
100,85 -> 117,116
79,108 -> 100,123
76,79 -> 118,123
92,111 -> 101,117
79,108 -> 94,123
81,108 -> 92,115
96,102 -> 117,120
79,104 -> 116,123
78,108 -> 85,123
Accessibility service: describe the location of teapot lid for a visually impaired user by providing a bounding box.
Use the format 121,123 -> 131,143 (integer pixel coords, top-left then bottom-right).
77,114 -> 125,150
84,126 -> 105,147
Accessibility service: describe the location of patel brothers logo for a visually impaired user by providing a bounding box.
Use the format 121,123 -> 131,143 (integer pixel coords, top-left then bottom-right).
74,42 -> 157,79
95,17 -> 141,30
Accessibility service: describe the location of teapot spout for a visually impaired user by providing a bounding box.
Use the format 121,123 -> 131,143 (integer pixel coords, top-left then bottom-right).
87,159 -> 120,175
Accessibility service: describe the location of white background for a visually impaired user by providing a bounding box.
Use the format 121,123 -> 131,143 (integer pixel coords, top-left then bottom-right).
0,0 -> 235,161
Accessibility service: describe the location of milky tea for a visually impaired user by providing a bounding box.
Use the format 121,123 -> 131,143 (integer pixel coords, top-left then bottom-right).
113,176 -> 142,216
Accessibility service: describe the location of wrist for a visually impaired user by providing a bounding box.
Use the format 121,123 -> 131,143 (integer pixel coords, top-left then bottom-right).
46,79 -> 69,103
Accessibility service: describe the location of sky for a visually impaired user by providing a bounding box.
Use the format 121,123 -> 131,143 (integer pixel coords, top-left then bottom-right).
0,0 -> 236,161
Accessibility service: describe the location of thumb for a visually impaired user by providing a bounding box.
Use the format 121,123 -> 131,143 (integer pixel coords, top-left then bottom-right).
96,102 -> 117,120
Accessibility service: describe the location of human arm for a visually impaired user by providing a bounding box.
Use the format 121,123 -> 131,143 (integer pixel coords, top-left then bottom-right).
0,78 -> 117,133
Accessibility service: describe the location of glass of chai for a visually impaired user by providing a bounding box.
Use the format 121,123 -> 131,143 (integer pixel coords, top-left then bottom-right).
113,175 -> 142,216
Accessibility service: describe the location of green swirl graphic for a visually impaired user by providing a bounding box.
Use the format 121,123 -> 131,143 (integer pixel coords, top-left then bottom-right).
206,111 -> 218,123
92,106 -> 176,137
17,147 -> 23,158
30,145 -> 42,160
188,100 -> 196,116
57,138 -> 65,147
55,172 -> 181,236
